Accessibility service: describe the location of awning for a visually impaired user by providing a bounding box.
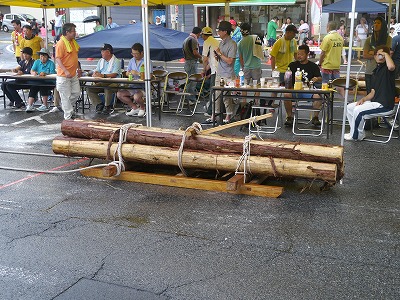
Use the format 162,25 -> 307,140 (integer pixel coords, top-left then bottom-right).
196,0 -> 296,6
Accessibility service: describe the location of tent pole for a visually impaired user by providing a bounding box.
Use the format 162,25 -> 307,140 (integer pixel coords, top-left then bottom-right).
142,0 -> 152,127
340,0 -> 357,147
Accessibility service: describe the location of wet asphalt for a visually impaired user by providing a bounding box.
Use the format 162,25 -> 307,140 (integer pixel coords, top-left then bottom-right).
1,32 -> 400,299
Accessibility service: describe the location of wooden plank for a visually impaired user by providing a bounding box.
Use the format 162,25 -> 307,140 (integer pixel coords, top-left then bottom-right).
226,174 -> 244,191
201,113 -> 272,134
80,168 -> 283,198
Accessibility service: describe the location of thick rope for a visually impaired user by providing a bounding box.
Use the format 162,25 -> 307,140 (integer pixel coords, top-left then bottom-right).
178,122 -> 202,176
235,134 -> 255,182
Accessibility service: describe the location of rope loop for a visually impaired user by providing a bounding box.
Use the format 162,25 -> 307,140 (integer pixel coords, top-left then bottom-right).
235,134 -> 255,182
178,122 -> 203,176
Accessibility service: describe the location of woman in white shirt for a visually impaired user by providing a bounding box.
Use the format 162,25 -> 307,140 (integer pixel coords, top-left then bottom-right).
355,18 -> 368,47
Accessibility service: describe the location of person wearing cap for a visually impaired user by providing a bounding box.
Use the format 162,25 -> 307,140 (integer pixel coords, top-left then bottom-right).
155,16 -> 162,26
87,43 -> 121,115
106,17 -> 119,29
203,20 -> 237,124
319,21 -> 344,93
20,25 -> 44,60
25,48 -> 56,112
182,27 -> 203,104
201,26 -> 220,116
267,17 -> 279,47
1,47 -> 35,108
11,19 -> 24,63
118,43 -> 153,118
55,22 -> 81,120
269,24 -> 298,125
230,19 -> 242,76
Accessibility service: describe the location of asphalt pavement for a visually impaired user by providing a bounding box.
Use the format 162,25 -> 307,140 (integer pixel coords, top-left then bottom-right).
0,30 -> 400,299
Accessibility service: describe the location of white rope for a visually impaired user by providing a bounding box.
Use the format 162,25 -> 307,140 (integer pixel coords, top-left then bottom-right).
235,134 -> 255,182
0,123 -> 140,177
250,116 -> 265,141
178,122 -> 203,177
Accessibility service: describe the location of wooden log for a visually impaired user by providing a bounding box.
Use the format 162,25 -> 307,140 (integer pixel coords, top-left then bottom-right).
52,137 -> 338,182
60,120 -> 344,179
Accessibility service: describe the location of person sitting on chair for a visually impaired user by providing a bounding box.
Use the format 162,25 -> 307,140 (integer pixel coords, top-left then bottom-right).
117,43 -> 152,118
26,48 -> 56,112
1,47 -> 35,108
345,45 -> 396,141
87,43 -> 121,115
283,44 -> 322,127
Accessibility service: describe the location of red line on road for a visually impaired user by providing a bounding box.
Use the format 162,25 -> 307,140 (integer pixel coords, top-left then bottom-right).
0,157 -> 89,190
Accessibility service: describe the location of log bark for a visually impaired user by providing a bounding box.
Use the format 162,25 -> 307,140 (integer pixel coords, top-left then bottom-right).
60,120 -> 344,179
52,136 -> 338,183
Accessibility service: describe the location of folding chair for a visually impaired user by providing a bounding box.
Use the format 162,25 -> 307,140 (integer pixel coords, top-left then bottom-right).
248,101 -> 282,136
363,86 -> 400,143
331,78 -> 358,124
161,71 -> 188,113
292,97 -> 326,137
176,73 -> 206,116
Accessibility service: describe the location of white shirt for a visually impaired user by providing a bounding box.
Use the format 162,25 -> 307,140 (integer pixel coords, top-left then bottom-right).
202,36 -> 220,75
55,15 -> 63,27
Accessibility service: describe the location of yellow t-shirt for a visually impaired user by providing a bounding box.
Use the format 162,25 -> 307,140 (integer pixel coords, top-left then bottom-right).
11,31 -> 24,58
270,37 -> 298,73
20,36 -> 43,60
320,31 -> 343,70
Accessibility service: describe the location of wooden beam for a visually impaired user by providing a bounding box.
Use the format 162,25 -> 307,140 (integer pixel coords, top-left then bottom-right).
80,168 -> 283,198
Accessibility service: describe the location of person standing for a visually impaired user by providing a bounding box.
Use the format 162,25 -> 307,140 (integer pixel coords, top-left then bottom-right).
203,20 -> 237,124
118,43 -> 152,118
11,19 -> 24,63
355,18 -> 369,47
94,20 -> 104,32
182,27 -> 202,103
319,21 -> 343,95
345,46 -> 395,141
269,24 -> 298,125
54,11 -> 63,37
55,23 -> 82,120
201,26 -> 220,116
391,31 -> 400,78
298,19 -> 309,45
106,17 -> 119,29
267,17 -> 278,47
281,17 -> 293,34
87,43 -> 121,114
230,19 -> 242,76
237,23 -> 262,95
20,25 -> 44,60
363,16 -> 392,94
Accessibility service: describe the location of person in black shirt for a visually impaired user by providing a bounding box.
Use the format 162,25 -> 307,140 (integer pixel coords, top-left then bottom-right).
345,45 -> 396,141
1,47 -> 35,108
283,44 -> 322,126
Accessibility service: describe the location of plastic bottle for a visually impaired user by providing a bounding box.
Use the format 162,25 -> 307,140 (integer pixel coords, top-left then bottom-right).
220,77 -> 225,87
238,70 -> 245,86
120,58 -> 124,70
294,68 -> 302,89
284,68 -> 292,89
139,64 -> 145,80
128,73 -> 133,81
271,68 -> 280,87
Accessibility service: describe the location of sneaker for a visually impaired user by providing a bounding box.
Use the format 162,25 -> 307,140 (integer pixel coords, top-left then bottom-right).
15,102 -> 25,109
64,112 -> 76,120
49,106 -> 61,113
223,118 -> 230,124
389,118 -> 399,129
201,118 -> 214,125
137,109 -> 146,117
95,103 -> 104,113
311,116 -> 321,126
344,133 -> 354,141
36,104 -> 48,112
126,108 -> 140,116
284,116 -> 293,127
25,105 -> 36,112
102,106 -> 113,115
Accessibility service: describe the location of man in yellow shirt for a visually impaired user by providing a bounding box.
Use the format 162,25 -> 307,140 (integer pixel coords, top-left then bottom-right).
20,25 -> 44,60
319,21 -> 343,89
11,19 -> 24,63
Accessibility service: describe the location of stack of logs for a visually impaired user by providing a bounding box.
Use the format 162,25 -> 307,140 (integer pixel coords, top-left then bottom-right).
52,120 -> 344,184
